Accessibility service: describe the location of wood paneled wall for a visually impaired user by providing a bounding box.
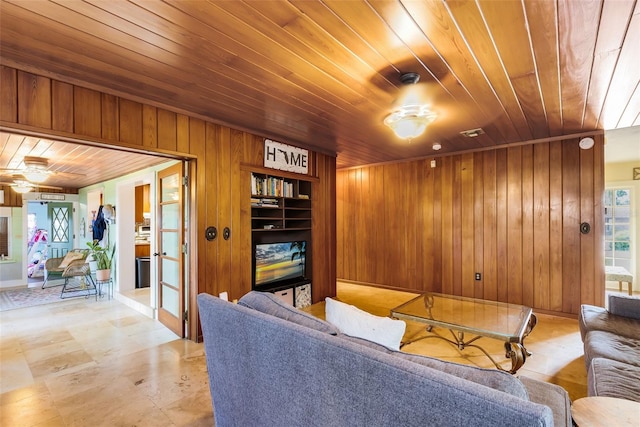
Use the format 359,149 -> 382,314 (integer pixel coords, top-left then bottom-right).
337,137 -> 604,315
0,66 -> 337,339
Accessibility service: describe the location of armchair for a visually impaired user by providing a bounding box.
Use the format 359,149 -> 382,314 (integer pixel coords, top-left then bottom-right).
43,249 -> 89,288
60,259 -> 96,299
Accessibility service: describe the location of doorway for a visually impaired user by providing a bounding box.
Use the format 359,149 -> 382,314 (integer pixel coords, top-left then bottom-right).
112,160 -> 189,338
25,198 -> 78,288
115,173 -> 156,319
1,129 -> 194,338
26,202 -> 50,285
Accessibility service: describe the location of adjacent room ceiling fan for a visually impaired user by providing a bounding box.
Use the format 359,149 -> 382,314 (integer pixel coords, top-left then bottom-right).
1,156 -> 84,180
1,179 -> 63,194
0,156 -> 79,193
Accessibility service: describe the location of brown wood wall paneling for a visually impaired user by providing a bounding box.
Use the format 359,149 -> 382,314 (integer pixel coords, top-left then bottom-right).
0,184 -> 24,206
336,136 -> 605,316
0,66 -> 337,340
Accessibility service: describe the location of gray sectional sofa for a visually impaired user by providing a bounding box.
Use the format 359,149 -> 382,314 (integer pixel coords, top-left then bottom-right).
579,294 -> 640,403
198,291 -> 571,426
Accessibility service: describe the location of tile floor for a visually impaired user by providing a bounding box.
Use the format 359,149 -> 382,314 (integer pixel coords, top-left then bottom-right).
1,295 -> 213,426
1,281 -> 592,425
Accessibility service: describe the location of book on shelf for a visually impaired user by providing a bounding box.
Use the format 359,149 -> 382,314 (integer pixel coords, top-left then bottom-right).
251,173 -> 280,197
251,173 -> 296,198
251,198 -> 280,208
284,182 -> 294,198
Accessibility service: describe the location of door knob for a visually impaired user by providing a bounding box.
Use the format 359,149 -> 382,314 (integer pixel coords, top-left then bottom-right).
223,227 -> 231,240
153,252 -> 159,256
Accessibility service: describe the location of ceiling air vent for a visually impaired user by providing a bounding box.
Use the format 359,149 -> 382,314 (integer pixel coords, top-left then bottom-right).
460,128 -> 484,138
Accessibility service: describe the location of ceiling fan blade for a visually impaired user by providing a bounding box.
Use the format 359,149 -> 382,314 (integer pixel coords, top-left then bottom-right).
6,178 -> 63,190
0,168 -> 24,176
53,171 -> 86,178
33,183 -> 64,190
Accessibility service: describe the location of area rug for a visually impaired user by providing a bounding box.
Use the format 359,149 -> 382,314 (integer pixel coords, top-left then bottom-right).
0,285 -> 94,312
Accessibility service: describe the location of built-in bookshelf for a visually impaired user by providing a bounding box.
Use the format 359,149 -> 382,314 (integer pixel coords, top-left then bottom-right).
249,170 -> 314,306
251,172 -> 311,232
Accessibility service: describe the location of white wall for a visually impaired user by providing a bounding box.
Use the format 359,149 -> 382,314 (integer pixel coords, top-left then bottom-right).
115,174 -> 156,306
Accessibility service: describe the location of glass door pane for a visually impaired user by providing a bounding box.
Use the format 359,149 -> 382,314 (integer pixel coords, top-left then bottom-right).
156,163 -> 184,337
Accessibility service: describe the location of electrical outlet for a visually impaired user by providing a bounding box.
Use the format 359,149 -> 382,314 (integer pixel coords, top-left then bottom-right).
475,273 -> 481,281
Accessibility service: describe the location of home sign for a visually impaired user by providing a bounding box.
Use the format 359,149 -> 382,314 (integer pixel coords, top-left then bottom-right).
264,139 -> 308,174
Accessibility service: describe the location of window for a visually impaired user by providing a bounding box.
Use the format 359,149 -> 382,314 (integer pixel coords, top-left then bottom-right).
0,207 -> 12,258
51,206 -> 70,243
604,188 -> 632,271
0,216 -> 8,257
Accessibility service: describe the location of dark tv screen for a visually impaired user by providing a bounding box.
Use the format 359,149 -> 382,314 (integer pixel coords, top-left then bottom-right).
254,241 -> 306,287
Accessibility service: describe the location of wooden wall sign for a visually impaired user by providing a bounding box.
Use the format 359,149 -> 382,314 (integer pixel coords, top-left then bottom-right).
264,139 -> 308,174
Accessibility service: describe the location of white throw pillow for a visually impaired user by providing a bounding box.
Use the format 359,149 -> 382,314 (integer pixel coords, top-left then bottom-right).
325,297 -> 406,351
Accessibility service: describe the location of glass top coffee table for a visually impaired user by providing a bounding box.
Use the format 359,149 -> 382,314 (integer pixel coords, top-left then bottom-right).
390,293 -> 537,374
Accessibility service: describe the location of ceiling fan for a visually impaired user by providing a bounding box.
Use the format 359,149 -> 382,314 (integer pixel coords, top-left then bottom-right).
0,179 -> 63,194
0,156 -> 84,183
0,156 -> 76,193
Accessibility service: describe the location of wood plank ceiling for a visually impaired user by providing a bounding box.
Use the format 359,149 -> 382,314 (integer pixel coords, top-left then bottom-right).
1,0 -> 638,170
0,132 -> 170,189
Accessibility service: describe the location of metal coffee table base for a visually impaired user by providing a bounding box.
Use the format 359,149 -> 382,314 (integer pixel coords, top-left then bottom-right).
401,314 -> 537,374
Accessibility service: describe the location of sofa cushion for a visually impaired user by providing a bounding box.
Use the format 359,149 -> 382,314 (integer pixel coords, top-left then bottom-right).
584,330 -> 640,368
338,333 -> 529,400
325,297 -> 406,350
396,351 -> 530,400
608,294 -> 640,321
588,357 -> 640,403
579,304 -> 640,341
518,376 -> 572,427
238,291 -> 338,335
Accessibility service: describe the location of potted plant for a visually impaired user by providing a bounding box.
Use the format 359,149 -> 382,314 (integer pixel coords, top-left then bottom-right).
87,241 -> 115,281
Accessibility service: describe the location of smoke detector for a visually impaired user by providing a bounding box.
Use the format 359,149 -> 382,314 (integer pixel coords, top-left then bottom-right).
579,137 -> 595,150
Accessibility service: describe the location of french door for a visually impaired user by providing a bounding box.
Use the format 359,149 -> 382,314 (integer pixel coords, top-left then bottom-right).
156,163 -> 186,337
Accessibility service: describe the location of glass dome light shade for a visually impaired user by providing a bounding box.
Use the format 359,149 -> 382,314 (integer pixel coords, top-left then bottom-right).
22,170 -> 49,183
384,104 -> 436,140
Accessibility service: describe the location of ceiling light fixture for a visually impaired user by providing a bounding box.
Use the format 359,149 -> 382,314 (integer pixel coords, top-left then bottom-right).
432,143 -> 442,151
384,73 -> 437,140
22,170 -> 49,183
11,182 -> 33,194
20,157 -> 51,183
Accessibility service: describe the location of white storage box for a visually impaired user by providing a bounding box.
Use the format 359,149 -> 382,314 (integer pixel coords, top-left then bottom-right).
295,283 -> 312,308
